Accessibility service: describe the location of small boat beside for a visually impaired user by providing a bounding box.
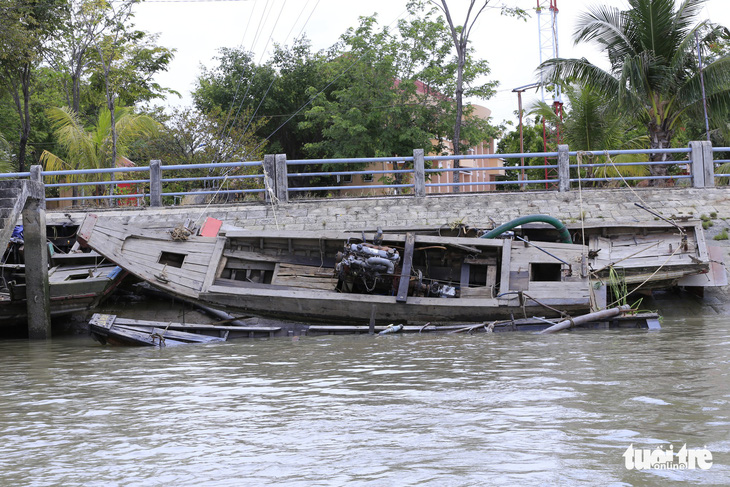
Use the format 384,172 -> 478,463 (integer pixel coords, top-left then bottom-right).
89,313 -> 226,346
0,261 -> 126,325
88,308 -> 661,343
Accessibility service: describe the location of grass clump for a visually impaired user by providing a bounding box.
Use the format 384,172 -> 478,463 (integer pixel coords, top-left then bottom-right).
714,228 -> 729,241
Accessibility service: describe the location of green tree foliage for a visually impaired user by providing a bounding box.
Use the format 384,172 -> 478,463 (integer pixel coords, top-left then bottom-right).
86,31 -> 176,113
127,106 -> 268,197
40,105 -> 159,172
426,0 -> 520,190
44,0 -> 108,115
539,0 -> 730,181
0,0 -> 64,172
193,2 -> 498,177
0,0 -> 173,176
39,104 -> 158,203
496,117 -> 547,190
530,85 -> 650,181
0,131 -> 12,172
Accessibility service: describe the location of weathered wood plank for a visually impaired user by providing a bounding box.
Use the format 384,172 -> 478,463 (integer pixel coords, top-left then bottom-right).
202,237 -> 226,292
396,233 -> 415,303
499,238 -> 511,294
273,263 -> 337,290
460,286 -> 492,298
223,249 -> 335,267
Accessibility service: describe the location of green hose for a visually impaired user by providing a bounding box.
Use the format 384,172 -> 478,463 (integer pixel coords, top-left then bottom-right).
480,214 -> 572,244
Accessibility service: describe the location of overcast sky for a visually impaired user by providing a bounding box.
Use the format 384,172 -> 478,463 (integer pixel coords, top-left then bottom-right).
132,0 -> 730,130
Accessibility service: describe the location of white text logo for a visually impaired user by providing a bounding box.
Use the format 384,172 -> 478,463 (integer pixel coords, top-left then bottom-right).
623,444 -> 713,470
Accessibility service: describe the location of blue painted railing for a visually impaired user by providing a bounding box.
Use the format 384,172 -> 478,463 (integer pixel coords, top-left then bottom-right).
0,142 -> 724,207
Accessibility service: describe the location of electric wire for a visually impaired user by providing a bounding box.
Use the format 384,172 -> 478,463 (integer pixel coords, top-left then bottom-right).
232,0 -> 319,155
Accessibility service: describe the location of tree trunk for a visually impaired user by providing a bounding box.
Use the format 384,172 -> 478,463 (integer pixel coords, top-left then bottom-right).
648,122 -> 672,186
15,64 -> 32,174
99,50 -> 117,206
452,45 -> 465,193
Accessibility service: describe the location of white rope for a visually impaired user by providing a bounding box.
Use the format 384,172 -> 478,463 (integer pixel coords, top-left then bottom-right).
605,151 -> 674,226
261,163 -> 280,231
605,243 -> 684,308
193,174 -> 230,228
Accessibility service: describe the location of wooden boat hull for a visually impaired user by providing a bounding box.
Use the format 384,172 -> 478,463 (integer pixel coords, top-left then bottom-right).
79,214 -> 594,326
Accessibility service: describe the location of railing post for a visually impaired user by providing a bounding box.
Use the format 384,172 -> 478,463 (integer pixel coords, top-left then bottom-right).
413,149 -> 425,197
558,144 -> 570,192
689,142 -> 705,188
150,160 -> 162,207
701,140 -> 714,188
29,165 -> 45,208
275,154 -> 289,203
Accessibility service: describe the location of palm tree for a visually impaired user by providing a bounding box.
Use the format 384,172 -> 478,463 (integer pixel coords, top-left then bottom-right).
539,0 -> 730,180
40,106 -> 158,202
41,106 -> 158,171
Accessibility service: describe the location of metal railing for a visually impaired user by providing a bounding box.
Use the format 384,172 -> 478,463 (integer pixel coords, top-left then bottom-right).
0,141 -> 723,208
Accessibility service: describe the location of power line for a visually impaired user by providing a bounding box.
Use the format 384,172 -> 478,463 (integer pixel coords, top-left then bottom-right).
233,0 -> 319,150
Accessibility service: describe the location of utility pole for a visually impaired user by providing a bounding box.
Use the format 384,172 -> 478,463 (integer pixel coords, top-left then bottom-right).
512,83 -> 540,186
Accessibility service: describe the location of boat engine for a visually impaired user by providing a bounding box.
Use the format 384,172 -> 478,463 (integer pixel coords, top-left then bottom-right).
335,241 -> 400,294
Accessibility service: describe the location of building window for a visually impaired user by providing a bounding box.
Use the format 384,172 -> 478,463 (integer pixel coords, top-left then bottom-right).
363,173 -> 374,182
341,174 -> 352,183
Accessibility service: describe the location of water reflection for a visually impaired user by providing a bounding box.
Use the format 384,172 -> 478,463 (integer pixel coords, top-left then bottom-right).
0,308 -> 728,486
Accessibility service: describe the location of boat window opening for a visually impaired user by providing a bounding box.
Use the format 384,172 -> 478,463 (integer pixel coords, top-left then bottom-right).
159,251 -> 186,268
530,263 -> 562,282
65,273 -> 91,281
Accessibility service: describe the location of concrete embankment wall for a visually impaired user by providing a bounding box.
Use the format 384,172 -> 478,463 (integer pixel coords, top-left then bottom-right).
50,187 -> 729,232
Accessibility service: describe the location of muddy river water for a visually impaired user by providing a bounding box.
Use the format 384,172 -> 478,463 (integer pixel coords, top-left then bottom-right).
1,293 -> 729,486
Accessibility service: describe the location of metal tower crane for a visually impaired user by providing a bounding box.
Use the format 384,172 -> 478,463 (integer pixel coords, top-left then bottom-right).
536,0 -> 563,187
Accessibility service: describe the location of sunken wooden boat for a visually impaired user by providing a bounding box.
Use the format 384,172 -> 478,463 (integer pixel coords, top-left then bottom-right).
0,261 -> 126,325
89,314 -> 226,346
78,214 -> 595,325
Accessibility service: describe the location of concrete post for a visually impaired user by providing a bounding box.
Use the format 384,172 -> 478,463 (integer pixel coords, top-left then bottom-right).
701,140 -> 715,188
689,141 -> 715,188
275,154 -> 289,203
25,166 -> 51,339
558,144 -> 570,192
689,142 -> 705,188
150,160 -> 162,207
413,149 -> 426,197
